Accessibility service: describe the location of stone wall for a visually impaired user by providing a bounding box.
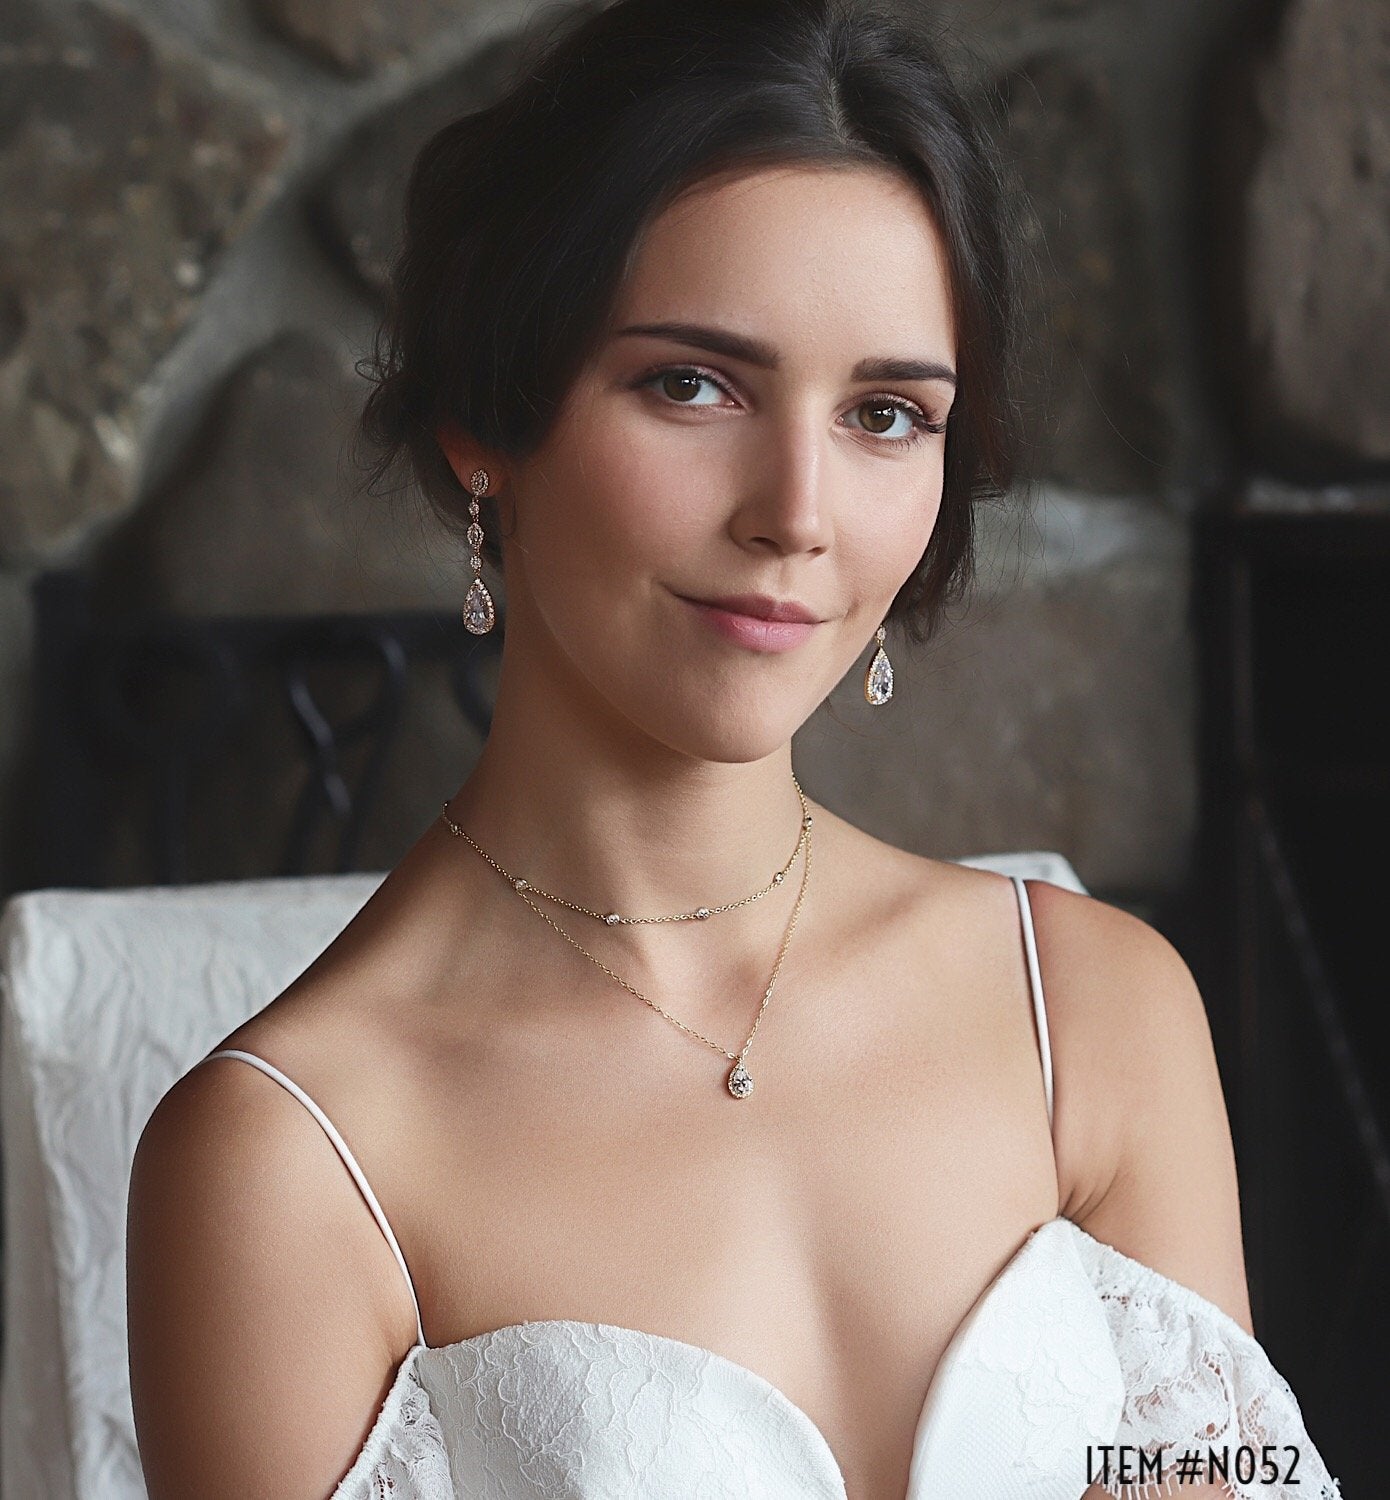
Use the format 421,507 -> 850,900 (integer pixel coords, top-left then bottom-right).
1,0 -> 1386,911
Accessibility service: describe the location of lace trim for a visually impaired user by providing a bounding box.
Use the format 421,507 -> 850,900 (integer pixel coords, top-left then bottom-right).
1072,1231 -> 1342,1500
332,1348 -> 456,1499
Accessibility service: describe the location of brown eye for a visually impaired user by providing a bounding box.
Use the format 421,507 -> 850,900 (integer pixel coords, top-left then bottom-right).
847,396 -> 933,446
660,371 -> 708,402
858,400 -> 899,435
635,365 -> 732,409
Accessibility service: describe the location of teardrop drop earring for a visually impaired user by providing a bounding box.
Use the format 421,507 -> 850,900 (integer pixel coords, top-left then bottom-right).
864,624 -> 893,705
462,467 -> 496,635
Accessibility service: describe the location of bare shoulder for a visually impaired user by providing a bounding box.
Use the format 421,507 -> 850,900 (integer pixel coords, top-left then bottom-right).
1021,878 -> 1254,1333
126,1036 -> 411,1497
807,804 -> 1022,930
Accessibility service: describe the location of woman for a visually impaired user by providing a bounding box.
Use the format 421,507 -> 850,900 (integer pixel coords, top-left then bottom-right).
125,1 -> 1341,1496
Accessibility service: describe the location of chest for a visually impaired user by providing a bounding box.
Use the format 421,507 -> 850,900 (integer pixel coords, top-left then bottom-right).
386,951 -> 1059,1500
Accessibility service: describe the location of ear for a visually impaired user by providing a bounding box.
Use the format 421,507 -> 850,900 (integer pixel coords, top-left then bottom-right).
435,421 -> 500,493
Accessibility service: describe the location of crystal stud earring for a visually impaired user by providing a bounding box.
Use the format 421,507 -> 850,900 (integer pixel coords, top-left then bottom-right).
864,624 -> 893,705
462,467 -> 496,635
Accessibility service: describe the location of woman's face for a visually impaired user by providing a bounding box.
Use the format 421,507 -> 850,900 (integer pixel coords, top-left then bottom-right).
497,162 -> 958,763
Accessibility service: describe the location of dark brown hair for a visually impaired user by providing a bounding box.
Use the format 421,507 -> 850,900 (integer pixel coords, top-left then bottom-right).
356,0 -> 1028,645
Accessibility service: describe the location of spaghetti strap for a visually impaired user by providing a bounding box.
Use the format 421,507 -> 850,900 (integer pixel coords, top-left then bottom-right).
1009,877 -> 1055,1135
199,1047 -> 428,1350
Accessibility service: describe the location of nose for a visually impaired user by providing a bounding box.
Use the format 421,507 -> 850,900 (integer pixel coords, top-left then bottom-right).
728,408 -> 833,557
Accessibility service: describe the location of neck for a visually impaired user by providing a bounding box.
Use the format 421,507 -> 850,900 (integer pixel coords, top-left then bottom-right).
448,732 -> 807,925
436,602 -> 814,988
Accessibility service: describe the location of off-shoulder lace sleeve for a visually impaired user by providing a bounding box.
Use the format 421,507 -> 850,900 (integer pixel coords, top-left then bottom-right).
1075,1230 -> 1342,1500
332,1356 -> 457,1500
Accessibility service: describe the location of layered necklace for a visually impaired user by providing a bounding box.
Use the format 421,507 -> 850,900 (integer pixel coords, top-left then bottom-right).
440,775 -> 813,1098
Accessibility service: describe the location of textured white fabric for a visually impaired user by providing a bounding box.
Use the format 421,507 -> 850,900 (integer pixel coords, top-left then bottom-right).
0,856 -> 1342,1499
1076,1229 -> 1344,1499
322,1216 -> 1343,1500
0,872 -> 386,1500
952,850 -> 1090,895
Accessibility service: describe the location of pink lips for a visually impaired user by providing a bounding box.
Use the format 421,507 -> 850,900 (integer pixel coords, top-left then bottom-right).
679,596 -> 819,652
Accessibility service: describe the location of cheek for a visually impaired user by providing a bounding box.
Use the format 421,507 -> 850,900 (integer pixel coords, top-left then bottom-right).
544,399 -> 716,573
851,475 -> 944,598
913,482 -> 945,562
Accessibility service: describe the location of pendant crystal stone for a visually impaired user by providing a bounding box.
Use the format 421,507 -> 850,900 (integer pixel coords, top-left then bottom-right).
604,912 -> 621,925
463,576 -> 496,634
694,907 -> 711,920
727,1062 -> 754,1098
865,645 -> 893,704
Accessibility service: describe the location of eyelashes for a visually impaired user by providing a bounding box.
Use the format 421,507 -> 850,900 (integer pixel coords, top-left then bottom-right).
631,364 -> 947,450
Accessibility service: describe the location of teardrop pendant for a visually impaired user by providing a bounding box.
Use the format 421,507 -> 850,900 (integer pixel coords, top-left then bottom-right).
864,627 -> 893,705
727,1061 -> 754,1099
463,576 -> 496,635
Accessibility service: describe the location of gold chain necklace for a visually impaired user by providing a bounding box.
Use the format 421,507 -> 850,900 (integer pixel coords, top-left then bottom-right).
439,786 -> 814,1099
441,775 -> 810,927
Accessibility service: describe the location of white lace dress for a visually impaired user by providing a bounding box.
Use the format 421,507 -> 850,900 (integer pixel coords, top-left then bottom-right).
314,1213 -> 1340,1500
195,875 -> 1342,1500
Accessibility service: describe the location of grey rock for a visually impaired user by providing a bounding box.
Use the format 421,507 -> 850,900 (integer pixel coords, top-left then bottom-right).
797,485 -> 1195,899
1213,0 -> 1390,469
998,53 -> 1174,493
249,0 -> 478,78
88,330 -> 458,617
313,28 -> 535,296
0,0 -> 291,566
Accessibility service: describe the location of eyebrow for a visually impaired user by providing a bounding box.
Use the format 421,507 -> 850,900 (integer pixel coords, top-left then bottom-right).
613,320 -> 957,387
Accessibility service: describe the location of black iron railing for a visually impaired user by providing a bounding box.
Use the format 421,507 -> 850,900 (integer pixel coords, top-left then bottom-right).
29,568 -> 504,887
1198,491 -> 1390,1486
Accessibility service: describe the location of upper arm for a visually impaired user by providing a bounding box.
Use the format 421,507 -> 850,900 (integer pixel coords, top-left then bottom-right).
126,1057 -> 404,1499
1027,879 -> 1254,1337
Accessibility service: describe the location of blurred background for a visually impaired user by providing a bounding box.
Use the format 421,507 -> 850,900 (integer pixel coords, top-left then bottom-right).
0,0 -> 1385,1490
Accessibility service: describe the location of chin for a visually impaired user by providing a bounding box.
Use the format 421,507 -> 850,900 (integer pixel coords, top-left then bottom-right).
623,681 -> 814,766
